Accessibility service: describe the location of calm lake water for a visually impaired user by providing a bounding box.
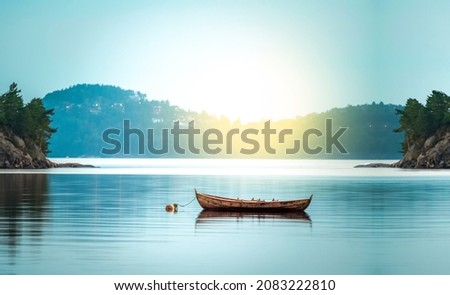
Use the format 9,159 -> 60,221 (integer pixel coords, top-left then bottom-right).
1,159 -> 450,275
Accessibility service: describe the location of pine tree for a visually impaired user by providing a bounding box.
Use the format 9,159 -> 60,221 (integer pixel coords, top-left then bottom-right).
24,98 -> 56,153
394,98 -> 427,143
1,83 -> 56,155
426,91 -> 450,129
395,91 -> 450,154
2,83 -> 24,132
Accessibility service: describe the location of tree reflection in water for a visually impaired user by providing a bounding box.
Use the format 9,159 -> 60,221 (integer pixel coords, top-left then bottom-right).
0,174 -> 49,266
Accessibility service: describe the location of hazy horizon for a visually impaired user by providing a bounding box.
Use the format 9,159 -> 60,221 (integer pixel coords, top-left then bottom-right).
2,0 -> 450,121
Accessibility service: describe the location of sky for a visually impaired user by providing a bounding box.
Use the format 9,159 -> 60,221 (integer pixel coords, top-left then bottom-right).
1,0 -> 450,121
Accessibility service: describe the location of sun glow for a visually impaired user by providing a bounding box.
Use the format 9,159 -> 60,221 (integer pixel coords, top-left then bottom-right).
168,50 -> 314,122
101,9 -> 327,123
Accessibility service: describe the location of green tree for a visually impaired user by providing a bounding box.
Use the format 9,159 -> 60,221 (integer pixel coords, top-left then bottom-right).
17,103 -> 33,137
2,83 -> 24,132
1,83 -> 56,155
394,98 -> 430,151
24,98 -> 56,153
425,90 -> 450,129
395,91 -> 450,155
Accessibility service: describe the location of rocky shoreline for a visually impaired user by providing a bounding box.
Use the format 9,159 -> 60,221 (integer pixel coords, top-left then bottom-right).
354,162 -> 394,168
0,131 -> 94,169
356,130 -> 450,169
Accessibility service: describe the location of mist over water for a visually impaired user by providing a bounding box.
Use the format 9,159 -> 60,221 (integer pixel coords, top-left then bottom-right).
1,159 -> 450,274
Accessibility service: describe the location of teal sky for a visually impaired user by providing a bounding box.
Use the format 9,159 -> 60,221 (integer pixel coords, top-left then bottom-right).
1,0 -> 450,121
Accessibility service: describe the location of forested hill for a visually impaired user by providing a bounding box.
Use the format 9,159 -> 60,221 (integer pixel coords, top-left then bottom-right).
43,84 -> 404,159
43,84 -> 195,157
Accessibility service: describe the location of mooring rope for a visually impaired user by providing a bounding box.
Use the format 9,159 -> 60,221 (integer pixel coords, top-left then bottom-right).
178,196 -> 196,207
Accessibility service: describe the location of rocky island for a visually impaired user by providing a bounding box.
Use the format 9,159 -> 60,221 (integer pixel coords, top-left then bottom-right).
0,83 -> 93,169
357,91 -> 450,169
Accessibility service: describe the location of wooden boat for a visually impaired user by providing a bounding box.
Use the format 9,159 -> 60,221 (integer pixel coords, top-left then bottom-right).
195,189 -> 312,212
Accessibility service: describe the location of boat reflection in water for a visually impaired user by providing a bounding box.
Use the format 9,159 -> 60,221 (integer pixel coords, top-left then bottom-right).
196,209 -> 312,225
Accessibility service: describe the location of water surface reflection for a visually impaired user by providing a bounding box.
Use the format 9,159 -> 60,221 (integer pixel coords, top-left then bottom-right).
0,174 -> 48,268
1,168 -> 450,274
196,210 -> 311,224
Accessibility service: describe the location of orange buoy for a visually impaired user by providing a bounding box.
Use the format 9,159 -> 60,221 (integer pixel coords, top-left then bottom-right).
165,203 -> 178,212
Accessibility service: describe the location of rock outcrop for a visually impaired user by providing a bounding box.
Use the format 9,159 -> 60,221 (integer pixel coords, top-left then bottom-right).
355,130 -> 450,169
0,131 -> 95,169
0,131 -> 56,168
394,130 -> 450,168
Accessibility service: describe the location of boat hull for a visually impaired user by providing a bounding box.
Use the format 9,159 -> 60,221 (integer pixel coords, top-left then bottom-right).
195,190 -> 312,212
